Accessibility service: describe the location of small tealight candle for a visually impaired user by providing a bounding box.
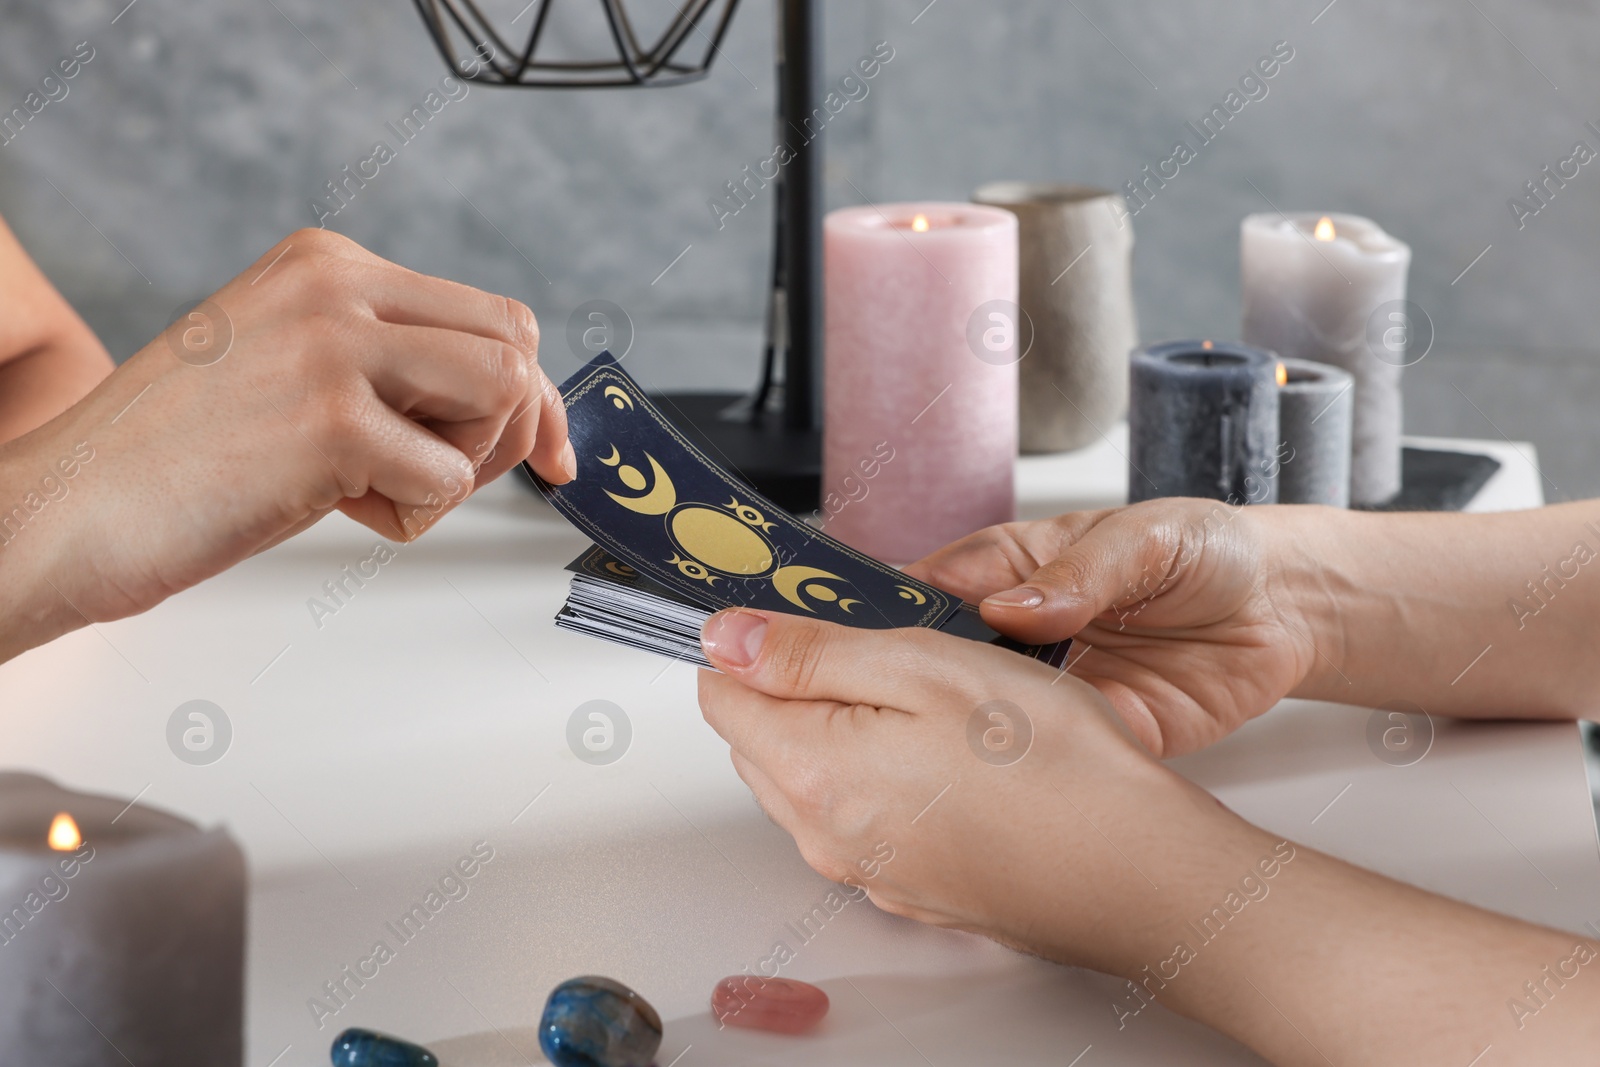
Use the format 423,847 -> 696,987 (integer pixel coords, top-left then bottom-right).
0,773 -> 246,1065
1128,340 -> 1281,505
1276,357 -> 1354,507
823,201 -> 1019,564
1241,212 -> 1411,505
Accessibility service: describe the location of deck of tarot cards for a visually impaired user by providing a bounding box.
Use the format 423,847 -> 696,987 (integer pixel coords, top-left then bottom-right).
557,546 -> 726,669
530,353 -> 1070,672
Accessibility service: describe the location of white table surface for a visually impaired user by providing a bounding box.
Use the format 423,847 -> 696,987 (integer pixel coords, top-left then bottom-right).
3,428 -> 1594,1067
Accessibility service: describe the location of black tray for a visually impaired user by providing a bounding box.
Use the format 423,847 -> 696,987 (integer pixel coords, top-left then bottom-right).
1358,446 -> 1503,512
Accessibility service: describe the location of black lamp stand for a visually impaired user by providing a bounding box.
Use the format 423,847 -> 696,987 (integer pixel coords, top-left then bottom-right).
656,0 -> 822,511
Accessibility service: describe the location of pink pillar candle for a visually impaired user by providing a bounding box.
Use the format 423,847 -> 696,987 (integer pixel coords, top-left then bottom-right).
822,202 -> 1019,564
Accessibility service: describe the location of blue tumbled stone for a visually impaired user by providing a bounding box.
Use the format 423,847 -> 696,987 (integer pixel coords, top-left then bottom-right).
539,975 -> 663,1067
330,1027 -> 439,1067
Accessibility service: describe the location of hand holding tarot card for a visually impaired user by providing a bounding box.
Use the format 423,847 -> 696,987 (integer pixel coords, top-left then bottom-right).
525,353 -> 1069,671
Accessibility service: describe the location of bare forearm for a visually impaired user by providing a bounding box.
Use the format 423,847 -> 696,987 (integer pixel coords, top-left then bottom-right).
0,343 -> 115,652
0,362 -> 140,663
1078,782 -> 1600,1064
1186,842 -> 1597,1064
1275,503 -> 1600,717
0,429 -> 93,663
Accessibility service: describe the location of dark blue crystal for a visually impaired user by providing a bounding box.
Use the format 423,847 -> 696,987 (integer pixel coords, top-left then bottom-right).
539,975 -> 663,1067
330,1027 -> 439,1067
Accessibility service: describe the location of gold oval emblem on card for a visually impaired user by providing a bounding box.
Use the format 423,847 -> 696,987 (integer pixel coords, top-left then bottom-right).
668,505 -> 776,576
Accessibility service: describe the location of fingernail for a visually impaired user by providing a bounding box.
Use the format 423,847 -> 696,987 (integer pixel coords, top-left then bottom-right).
559,440 -> 578,481
702,609 -> 768,669
983,587 -> 1044,609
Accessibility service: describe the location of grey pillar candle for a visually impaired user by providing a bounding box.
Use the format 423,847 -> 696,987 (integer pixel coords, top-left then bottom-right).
972,182 -> 1138,454
1277,357 -> 1354,507
1241,212 -> 1411,506
1128,341 -> 1281,505
0,772 -> 246,1066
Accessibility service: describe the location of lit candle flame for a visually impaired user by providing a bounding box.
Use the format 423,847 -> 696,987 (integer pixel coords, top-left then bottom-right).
910,213 -> 930,233
1276,362 -> 1288,387
48,812 -> 81,852
1313,216 -> 1336,242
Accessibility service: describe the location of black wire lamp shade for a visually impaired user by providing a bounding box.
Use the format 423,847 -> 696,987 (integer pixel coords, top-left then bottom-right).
412,0 -> 744,87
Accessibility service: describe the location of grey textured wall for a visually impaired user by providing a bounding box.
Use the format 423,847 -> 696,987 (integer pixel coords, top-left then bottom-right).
3,0 -> 1597,496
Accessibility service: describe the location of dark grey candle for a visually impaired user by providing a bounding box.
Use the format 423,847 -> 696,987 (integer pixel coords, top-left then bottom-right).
1128,340 -> 1281,505
1277,357 -> 1353,508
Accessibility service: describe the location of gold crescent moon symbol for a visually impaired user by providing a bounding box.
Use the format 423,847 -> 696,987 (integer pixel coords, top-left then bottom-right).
604,453 -> 676,515
895,584 -> 928,605
598,445 -> 622,467
604,385 -> 634,410
837,598 -> 860,613
772,565 -> 848,612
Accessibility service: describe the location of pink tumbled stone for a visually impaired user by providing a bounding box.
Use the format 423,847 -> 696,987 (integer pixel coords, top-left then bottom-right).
711,976 -> 829,1035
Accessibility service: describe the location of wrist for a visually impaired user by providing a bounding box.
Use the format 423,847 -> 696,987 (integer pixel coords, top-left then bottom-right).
1095,794 -> 1299,1016
1029,752 -> 1273,974
1254,505 -> 1359,703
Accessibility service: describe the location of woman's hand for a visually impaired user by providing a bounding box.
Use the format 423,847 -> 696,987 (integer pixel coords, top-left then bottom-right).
697,606 -> 1240,971
0,228 -> 573,661
697,606 -> 1600,1066
904,500 -> 1341,758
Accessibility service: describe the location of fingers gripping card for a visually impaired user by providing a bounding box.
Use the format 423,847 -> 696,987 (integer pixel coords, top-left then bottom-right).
526,352 -> 1069,667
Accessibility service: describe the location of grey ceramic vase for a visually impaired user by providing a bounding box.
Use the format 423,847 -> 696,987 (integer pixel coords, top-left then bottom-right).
973,182 -> 1139,454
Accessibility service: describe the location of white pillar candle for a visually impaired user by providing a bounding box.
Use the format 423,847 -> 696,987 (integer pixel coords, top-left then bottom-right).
1240,212 -> 1411,505
823,201 -> 1019,564
0,773 -> 246,1065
